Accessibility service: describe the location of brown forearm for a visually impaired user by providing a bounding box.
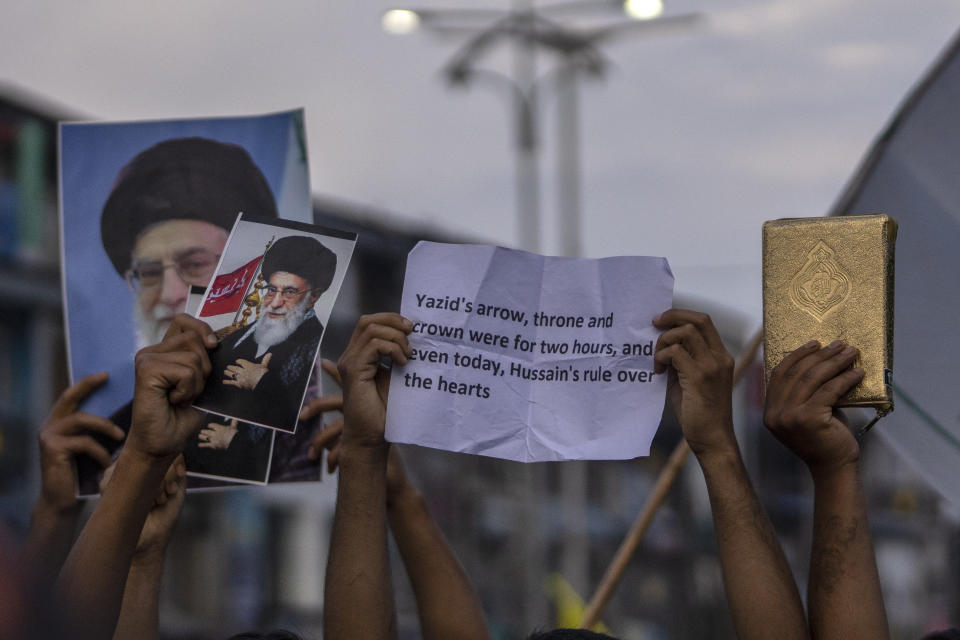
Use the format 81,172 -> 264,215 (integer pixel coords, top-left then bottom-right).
324,444 -> 397,640
387,487 -> 490,640
113,553 -> 164,640
21,500 -> 81,594
56,449 -> 171,640
808,464 -> 888,640
698,445 -> 808,640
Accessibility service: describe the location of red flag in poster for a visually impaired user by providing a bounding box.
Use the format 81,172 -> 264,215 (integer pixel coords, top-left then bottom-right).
200,256 -> 262,317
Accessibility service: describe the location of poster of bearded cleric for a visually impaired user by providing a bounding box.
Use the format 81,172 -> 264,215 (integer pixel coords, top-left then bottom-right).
192,214 -> 356,434
59,110 -> 343,492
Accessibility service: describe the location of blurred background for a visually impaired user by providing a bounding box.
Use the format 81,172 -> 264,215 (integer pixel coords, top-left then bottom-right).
2,1 -> 960,638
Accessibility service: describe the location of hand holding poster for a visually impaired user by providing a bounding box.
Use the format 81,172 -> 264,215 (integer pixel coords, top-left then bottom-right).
385,242 -> 674,462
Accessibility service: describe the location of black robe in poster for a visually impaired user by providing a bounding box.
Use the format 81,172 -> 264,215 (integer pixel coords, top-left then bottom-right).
196,314 -> 324,432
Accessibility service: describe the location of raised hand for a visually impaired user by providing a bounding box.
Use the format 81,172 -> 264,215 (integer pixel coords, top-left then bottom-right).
763,340 -> 864,476
337,313 -> 412,451
653,308 -> 736,457
128,314 -> 216,460
37,372 -> 124,512
303,359 -> 412,498
302,359 -> 344,468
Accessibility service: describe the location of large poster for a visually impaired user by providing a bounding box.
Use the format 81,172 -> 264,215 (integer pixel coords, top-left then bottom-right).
58,110 -> 331,494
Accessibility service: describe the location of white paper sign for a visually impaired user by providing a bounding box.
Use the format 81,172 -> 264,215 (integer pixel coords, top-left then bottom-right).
385,242 -> 674,462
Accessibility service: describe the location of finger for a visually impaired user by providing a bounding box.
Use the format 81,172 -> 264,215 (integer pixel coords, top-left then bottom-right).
363,338 -> 410,368
57,434 -> 114,469
321,358 -> 342,387
161,360 -> 207,406
768,339 -> 821,381
300,394 -> 343,421
164,314 -> 217,348
198,441 -> 215,449
358,323 -> 413,356
349,313 -> 414,344
138,348 -> 210,398
765,339 -> 821,407
339,338 -> 409,382
100,463 -> 117,491
777,342 -> 850,405
223,379 -> 241,388
309,419 -> 344,459
769,341 -> 845,411
653,309 -> 725,353
655,323 -> 712,364
164,457 -> 183,495
49,413 -> 125,441
147,330 -> 213,378
49,372 -> 110,419
327,443 -> 340,473
653,342 -> 696,377
261,353 -> 273,366
805,362 -> 865,409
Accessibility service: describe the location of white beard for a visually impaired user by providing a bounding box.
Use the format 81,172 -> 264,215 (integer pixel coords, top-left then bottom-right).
254,295 -> 311,354
133,303 -> 179,352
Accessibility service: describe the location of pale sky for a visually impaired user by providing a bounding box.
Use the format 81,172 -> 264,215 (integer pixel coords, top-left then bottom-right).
3,0 -> 959,329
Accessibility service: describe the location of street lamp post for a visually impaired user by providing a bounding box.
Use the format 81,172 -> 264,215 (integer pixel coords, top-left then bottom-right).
384,0 -> 698,256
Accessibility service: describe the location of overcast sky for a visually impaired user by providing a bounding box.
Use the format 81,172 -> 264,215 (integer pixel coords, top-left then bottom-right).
3,0 -> 959,329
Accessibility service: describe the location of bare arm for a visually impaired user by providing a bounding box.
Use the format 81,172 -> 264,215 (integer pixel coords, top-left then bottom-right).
108,456 -> 186,640
323,313 -> 412,640
20,372 -> 124,595
55,315 -> 214,640
654,309 -> 807,640
386,450 -> 491,640
307,360 -> 490,640
764,341 -> 889,640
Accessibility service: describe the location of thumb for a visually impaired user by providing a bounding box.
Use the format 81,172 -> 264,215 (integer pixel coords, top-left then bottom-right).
261,353 -> 273,366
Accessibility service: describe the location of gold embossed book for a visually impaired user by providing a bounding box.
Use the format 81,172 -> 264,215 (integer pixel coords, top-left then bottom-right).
762,214 -> 898,427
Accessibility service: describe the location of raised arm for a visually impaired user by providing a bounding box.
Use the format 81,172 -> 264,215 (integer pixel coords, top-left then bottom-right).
102,455 -> 187,640
384,449 -> 491,640
764,341 -> 889,640
653,309 -> 808,640
323,313 -> 411,640
306,358 -> 490,640
20,372 -> 124,596
56,314 -> 214,640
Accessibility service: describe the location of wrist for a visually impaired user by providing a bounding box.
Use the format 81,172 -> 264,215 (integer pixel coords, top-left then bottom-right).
339,440 -> 390,468
808,458 -> 860,486
132,543 -> 169,567
120,440 -> 178,471
33,494 -> 82,521
687,421 -> 740,461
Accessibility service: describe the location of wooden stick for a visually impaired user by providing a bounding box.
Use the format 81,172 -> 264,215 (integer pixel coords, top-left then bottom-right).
579,329 -> 763,629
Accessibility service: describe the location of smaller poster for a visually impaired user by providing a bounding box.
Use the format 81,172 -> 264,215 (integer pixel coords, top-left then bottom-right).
192,214 -> 356,434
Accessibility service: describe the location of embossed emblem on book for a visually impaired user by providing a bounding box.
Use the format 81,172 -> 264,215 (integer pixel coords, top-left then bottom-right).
789,241 -> 850,321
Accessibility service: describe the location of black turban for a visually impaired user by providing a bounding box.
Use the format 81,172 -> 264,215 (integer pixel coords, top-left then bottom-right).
101,137 -> 278,275
261,235 -> 337,293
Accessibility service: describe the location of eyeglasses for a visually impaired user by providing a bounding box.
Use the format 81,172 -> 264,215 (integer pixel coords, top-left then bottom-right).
125,249 -> 220,291
260,284 -> 312,301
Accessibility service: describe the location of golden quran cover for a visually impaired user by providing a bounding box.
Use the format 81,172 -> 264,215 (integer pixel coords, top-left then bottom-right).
762,214 -> 897,415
